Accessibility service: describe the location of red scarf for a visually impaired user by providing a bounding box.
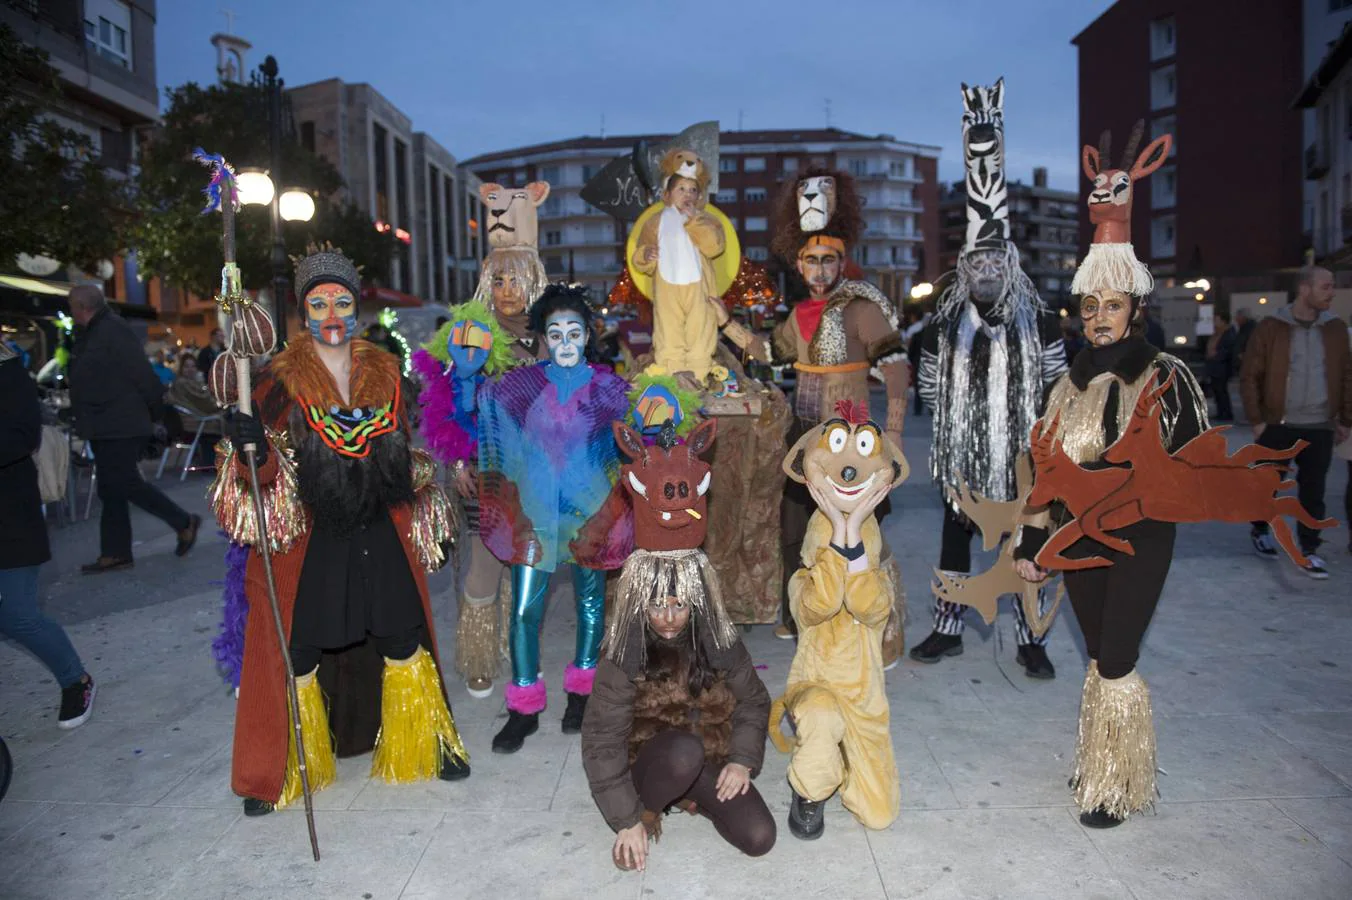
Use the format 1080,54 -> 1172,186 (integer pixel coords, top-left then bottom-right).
794,298 -> 828,343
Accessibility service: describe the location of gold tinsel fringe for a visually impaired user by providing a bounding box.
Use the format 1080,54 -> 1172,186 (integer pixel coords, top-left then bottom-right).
497,567 -> 512,663
208,433 -> 307,553
455,594 -> 501,681
371,647 -> 469,784
880,554 -> 907,665
409,447 -> 438,492
276,670 -> 336,810
409,479 -> 459,572
604,548 -> 738,669
1071,661 -> 1101,792
1072,667 -> 1157,819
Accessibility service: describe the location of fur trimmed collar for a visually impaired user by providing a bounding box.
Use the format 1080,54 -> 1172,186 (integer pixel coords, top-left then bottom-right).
807,278 -> 900,365
269,334 -> 400,409
1069,337 -> 1157,390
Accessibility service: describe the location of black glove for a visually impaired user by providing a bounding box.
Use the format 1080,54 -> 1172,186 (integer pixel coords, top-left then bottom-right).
1014,526 -> 1049,564
228,411 -> 269,467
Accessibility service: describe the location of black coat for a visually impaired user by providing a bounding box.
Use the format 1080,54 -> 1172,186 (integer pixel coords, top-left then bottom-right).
69,307 -> 164,440
0,352 -> 52,569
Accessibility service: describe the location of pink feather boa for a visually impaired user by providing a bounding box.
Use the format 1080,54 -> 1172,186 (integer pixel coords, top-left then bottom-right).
412,348 -> 476,466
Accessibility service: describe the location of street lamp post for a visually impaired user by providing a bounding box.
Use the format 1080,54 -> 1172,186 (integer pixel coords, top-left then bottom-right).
260,56 -> 290,345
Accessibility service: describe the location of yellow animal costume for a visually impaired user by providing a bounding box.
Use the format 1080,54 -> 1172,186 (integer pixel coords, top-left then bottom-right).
770,510 -> 900,830
631,150 -> 725,380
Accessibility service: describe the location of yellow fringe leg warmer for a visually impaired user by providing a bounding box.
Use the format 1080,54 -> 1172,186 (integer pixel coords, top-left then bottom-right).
276,668 -> 337,809
455,593 -> 501,683
371,646 -> 470,784
1072,667 -> 1157,819
880,554 -> 906,669
497,567 -> 513,664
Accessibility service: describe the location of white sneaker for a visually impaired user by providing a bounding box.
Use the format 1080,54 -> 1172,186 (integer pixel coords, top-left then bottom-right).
1302,554 -> 1329,580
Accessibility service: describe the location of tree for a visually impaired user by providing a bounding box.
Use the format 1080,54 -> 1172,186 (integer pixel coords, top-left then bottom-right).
133,80 -> 394,299
0,24 -> 129,271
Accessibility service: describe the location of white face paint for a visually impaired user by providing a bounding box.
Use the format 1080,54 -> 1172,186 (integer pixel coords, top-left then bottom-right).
545,311 -> 586,368
797,176 -> 836,232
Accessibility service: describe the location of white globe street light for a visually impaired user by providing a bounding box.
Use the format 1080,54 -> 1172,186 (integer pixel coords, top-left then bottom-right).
279,189 -> 315,223
235,169 -> 275,207
909,281 -> 934,301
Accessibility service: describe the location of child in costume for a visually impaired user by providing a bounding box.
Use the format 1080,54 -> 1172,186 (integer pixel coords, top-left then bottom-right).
582,417 -> 775,870
631,150 -> 726,381
478,284 -> 634,753
770,401 -> 908,839
213,243 -> 467,816
411,301 -> 518,698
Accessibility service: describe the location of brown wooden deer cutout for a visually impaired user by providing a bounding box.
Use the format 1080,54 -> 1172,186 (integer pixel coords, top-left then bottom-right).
933,454 -> 1063,638
1031,370 -> 1336,572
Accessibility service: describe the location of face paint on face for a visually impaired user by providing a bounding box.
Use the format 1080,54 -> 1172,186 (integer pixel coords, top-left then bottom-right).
646,596 -> 691,641
797,248 -> 843,299
447,319 -> 493,377
545,311 -> 586,368
961,248 -> 1009,305
491,273 -> 526,317
305,283 -> 357,346
1080,289 -> 1133,346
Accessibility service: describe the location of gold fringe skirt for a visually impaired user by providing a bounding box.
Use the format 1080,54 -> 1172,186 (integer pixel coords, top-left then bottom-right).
371,646 -> 469,783
1071,666 -> 1157,819
276,669 -> 336,809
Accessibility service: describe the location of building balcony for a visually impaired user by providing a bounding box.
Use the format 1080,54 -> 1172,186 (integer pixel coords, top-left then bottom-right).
1306,142 -> 1331,181
853,170 -> 924,185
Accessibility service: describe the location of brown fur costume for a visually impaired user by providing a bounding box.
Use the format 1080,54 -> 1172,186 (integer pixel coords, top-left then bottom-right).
627,642 -> 737,767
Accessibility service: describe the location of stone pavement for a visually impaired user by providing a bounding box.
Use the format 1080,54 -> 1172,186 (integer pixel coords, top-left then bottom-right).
1,414 -> 1349,899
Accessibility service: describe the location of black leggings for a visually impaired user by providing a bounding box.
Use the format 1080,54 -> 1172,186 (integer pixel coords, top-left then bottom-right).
289,624 -> 422,676
1062,521 -> 1175,680
631,730 -> 776,857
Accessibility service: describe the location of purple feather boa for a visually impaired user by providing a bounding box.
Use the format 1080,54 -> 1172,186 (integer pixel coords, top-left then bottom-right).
412,348 -> 476,466
212,540 -> 250,689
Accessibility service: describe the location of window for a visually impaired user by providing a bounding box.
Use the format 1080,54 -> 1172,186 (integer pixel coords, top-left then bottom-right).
782,157 -> 799,173
889,159 -> 909,178
582,164 -> 596,182
848,159 -> 867,176
744,216 -> 768,231
1151,115 -> 1178,158
542,195 -> 561,216
84,0 -> 132,69
1151,215 -> 1176,259
1151,64 -> 1176,111
745,246 -> 769,261
715,188 -> 738,204
1149,16 -> 1176,61
541,166 -> 560,184
545,230 -> 562,246
743,157 -> 766,172
1332,0 -> 1352,11
1151,164 -> 1177,210
744,187 -> 767,203
300,121 -> 315,153
373,123 -> 389,222
719,157 -> 738,173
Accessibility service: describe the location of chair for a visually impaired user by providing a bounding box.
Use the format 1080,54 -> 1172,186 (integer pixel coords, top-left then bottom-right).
156,405 -> 225,481
66,438 -> 96,522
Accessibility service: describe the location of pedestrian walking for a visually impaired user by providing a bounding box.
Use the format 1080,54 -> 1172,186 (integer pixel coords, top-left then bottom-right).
1240,266 -> 1352,579
1205,311 -> 1237,421
66,285 -> 200,574
0,342 -> 95,727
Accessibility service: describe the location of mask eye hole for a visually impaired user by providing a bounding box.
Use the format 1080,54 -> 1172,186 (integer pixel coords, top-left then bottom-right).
678,482 -> 689,498
663,483 -> 675,499
827,426 -> 848,454
856,431 -> 876,457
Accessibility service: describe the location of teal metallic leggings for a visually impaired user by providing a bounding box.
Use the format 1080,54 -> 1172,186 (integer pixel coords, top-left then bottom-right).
509,564 -> 606,687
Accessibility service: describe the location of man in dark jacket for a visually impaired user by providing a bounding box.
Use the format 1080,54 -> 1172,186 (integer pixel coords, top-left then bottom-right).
1205,311 -> 1238,421
0,343 -> 96,726
67,286 -> 200,574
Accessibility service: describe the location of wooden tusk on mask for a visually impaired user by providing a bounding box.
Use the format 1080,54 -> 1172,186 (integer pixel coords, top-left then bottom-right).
684,508 -> 702,520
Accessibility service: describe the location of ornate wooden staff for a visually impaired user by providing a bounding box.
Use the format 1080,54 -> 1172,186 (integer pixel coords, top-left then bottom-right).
195,149 -> 320,861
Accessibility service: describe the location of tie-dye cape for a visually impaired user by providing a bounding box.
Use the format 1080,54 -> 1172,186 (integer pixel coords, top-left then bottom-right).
479,363 -> 633,572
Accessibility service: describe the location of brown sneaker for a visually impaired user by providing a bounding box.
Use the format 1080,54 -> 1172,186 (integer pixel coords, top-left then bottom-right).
175,514 -> 201,557
773,624 -> 795,640
80,556 -> 134,575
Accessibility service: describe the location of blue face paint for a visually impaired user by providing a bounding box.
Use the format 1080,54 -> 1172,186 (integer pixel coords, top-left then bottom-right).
545,311 -> 587,369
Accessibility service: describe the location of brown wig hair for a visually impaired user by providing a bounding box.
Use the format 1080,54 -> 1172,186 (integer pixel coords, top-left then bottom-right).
769,166 -> 865,264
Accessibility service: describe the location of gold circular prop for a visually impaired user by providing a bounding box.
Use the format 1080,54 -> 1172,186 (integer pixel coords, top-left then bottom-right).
625,202 -> 741,302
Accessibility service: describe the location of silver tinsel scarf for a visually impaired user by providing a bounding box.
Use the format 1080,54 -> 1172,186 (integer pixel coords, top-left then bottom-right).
930,242 -> 1046,507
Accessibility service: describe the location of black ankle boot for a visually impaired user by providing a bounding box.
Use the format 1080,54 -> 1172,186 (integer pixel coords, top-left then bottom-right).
492,711 -> 539,754
242,797 -> 273,817
439,750 -> 471,781
561,692 -> 588,734
1079,806 -> 1125,829
909,630 -> 963,664
787,787 -> 825,840
1016,643 -> 1056,679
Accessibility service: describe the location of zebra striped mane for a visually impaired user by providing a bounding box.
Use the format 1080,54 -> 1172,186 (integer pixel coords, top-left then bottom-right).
961,78 -> 1010,252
